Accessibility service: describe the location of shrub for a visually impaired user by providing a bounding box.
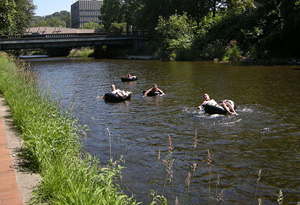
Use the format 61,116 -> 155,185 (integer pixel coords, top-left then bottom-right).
109,22 -> 127,33
68,47 -> 94,58
222,40 -> 242,61
155,13 -> 195,61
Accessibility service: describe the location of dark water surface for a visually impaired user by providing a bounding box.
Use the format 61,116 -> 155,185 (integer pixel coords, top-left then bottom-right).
30,58 -> 300,204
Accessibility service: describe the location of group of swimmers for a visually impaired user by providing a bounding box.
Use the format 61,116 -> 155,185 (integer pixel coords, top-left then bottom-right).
110,74 -> 238,115
110,83 -> 164,98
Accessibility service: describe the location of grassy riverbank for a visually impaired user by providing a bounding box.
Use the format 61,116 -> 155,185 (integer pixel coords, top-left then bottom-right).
0,52 -> 136,204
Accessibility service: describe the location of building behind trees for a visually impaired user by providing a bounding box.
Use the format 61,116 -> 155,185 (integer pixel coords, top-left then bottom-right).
71,0 -> 102,28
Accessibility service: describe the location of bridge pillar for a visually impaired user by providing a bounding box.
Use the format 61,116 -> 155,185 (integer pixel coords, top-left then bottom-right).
133,39 -> 148,52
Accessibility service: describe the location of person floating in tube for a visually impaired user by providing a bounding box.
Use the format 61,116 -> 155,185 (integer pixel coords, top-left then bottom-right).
144,84 -> 165,96
111,84 -> 130,99
198,93 -> 238,115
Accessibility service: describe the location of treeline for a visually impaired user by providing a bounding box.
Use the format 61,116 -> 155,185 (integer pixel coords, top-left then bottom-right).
31,10 -> 71,28
1,0 -> 300,61
100,0 -> 300,61
30,11 -> 103,29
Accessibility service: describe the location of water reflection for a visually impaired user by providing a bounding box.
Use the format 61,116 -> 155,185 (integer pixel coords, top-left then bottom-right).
31,59 -> 300,204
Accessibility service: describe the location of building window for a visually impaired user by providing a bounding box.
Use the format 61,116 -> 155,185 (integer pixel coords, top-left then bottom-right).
71,0 -> 102,28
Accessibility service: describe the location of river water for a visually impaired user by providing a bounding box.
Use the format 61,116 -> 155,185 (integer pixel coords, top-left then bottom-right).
29,58 -> 300,204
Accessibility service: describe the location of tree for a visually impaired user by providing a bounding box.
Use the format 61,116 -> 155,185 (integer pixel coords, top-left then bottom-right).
46,17 -> 66,27
99,0 -> 124,31
31,11 -> 72,28
52,11 -> 71,28
14,0 -> 35,33
155,13 -> 195,60
226,0 -> 255,15
79,22 -> 104,30
136,0 -> 171,35
208,0 -> 226,17
252,0 -> 300,58
0,0 -> 16,35
181,0 -> 210,24
97,0 -> 300,60
0,0 -> 35,35
122,0 -> 141,31
109,22 -> 127,33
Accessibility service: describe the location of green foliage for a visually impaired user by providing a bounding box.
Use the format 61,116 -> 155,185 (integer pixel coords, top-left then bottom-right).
155,13 -> 195,61
46,16 -> 66,27
149,190 -> 168,205
68,47 -> 94,58
79,22 -> 104,30
226,0 -> 255,15
100,0 -> 124,31
99,0 -> 140,32
198,40 -> 227,60
0,53 -> 138,204
0,0 -> 16,35
192,12 -> 265,60
97,0 -> 300,61
244,0 -> 300,59
121,0 -> 142,31
0,0 -> 35,35
222,40 -> 242,61
31,10 -> 71,28
14,0 -> 36,33
191,14 -> 225,60
109,22 -> 127,33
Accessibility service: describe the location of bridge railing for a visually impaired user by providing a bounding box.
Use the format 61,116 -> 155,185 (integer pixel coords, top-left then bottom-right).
0,31 -> 148,41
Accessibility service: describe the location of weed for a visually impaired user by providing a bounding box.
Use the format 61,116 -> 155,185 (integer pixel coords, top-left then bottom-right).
254,169 -> 262,205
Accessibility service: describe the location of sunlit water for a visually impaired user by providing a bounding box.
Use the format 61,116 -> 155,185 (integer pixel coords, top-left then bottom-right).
29,58 -> 300,204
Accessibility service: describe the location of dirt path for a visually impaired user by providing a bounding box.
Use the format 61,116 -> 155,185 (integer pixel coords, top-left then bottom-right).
0,95 -> 40,204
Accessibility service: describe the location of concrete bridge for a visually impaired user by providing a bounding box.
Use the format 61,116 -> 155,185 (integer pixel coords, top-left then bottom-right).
0,32 -> 149,56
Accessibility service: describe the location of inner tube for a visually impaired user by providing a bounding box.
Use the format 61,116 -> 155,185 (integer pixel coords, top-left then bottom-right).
104,92 -> 131,103
143,91 -> 161,96
203,100 -> 236,114
121,76 -> 137,81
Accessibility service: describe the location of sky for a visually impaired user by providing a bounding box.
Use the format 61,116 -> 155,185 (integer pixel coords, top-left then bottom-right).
33,0 -> 76,16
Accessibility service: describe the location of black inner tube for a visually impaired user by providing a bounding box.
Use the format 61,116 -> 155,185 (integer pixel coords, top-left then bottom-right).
203,100 -> 236,114
121,76 -> 137,81
143,91 -> 160,96
104,92 -> 131,102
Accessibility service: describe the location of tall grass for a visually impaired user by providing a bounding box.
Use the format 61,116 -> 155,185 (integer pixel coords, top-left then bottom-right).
68,47 -> 94,58
0,52 -> 137,204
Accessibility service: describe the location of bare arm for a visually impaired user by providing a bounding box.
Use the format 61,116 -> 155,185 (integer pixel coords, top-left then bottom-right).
158,89 -> 165,96
144,88 -> 151,96
198,101 -> 206,109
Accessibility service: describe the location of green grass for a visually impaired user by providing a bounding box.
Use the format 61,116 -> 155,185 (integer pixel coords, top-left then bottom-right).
0,52 -> 137,204
68,47 -> 94,58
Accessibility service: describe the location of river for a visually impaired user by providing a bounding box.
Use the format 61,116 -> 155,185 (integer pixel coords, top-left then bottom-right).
29,58 -> 300,204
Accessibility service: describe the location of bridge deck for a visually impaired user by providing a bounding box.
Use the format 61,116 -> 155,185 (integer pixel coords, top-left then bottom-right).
0,33 -> 148,50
